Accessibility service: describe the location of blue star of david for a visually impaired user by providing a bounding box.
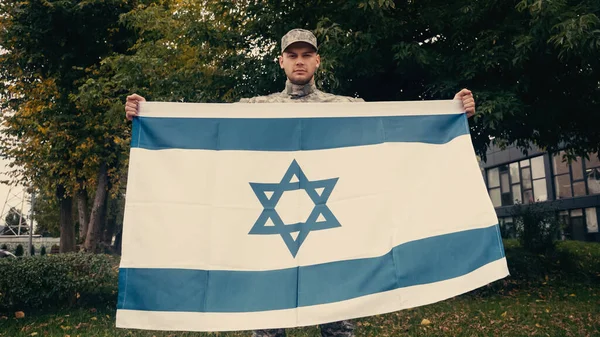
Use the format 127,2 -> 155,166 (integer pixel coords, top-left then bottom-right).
249,160 -> 341,257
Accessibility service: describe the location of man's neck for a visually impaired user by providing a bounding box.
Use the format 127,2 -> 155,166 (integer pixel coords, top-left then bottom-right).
285,79 -> 316,97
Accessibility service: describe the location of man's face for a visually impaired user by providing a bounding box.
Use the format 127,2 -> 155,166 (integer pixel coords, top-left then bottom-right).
279,42 -> 321,85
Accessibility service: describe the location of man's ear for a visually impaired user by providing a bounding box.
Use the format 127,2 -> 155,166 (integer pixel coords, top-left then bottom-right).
316,54 -> 321,68
278,55 -> 284,69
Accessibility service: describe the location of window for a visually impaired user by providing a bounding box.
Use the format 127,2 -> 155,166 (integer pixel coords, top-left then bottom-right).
585,208 -> 598,234
553,152 -> 600,199
499,217 -> 516,238
563,209 -> 586,241
586,155 -> 600,194
486,155 -> 547,207
561,208 -> 599,241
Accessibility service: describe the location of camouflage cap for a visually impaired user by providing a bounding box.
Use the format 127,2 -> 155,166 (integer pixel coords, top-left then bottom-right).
281,28 -> 318,52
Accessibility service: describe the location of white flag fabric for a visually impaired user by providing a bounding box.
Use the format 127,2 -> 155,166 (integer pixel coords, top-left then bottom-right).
116,100 -> 509,332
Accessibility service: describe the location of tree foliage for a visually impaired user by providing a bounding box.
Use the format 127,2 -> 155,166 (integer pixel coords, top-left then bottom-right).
99,0 -> 599,159
0,0 -> 138,252
1,0 -> 598,252
511,201 -> 562,253
32,188 -> 61,238
15,244 -> 23,256
0,207 -> 28,236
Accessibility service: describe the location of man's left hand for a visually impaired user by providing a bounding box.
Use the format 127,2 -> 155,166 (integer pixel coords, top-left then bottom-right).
454,89 -> 476,118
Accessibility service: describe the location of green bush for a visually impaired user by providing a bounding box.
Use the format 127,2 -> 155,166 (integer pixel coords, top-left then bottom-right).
511,202 -> 561,253
0,253 -> 119,313
15,244 -> 24,256
555,240 -> 600,283
502,239 -> 600,283
0,244 -> 7,250
40,246 -> 46,256
30,245 -> 35,256
471,239 -> 600,298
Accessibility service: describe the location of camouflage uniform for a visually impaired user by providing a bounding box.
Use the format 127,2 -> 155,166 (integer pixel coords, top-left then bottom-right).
245,28 -> 359,337
239,80 -> 364,104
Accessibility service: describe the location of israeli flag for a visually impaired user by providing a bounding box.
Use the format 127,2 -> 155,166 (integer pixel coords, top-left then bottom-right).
116,100 -> 509,332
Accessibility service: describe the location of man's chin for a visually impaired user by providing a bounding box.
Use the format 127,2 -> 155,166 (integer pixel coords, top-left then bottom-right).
289,74 -> 312,85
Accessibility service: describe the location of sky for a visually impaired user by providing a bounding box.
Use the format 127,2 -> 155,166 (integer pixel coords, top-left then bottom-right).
0,155 -> 33,231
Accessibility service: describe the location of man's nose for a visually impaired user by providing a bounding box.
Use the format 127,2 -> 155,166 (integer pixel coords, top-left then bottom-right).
295,58 -> 304,65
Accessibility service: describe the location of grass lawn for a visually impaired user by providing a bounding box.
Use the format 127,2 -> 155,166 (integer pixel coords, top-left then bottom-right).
2,282 -> 599,337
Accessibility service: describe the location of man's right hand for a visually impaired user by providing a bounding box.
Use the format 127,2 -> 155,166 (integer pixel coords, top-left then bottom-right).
125,94 -> 146,121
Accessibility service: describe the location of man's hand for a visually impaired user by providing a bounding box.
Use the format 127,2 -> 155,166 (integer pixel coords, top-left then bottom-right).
125,94 -> 146,121
454,89 -> 475,118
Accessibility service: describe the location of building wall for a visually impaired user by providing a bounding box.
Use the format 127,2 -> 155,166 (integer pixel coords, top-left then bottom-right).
481,144 -> 600,242
0,236 -> 60,252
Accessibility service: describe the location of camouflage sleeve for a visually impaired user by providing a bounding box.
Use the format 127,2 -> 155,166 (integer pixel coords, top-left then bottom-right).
236,95 -> 279,103
339,96 -> 365,103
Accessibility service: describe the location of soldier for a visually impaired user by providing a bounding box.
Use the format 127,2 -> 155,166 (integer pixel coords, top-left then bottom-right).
124,29 -> 476,337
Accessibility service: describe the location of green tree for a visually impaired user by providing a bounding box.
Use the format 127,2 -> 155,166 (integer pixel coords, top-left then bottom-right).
2,0 -> 599,256
511,201 -> 561,253
1,207 -> 28,236
0,0 -> 139,252
240,0 -> 600,158
102,0 -> 599,158
15,244 -> 23,256
391,0 -> 600,160
32,188 -> 61,238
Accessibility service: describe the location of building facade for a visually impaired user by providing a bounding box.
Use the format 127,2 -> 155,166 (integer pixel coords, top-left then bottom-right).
481,144 -> 600,242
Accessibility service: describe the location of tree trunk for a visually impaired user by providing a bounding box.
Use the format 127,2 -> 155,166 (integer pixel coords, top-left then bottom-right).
84,163 -> 108,253
57,185 -> 75,253
103,195 -> 121,248
103,217 -> 116,247
113,227 -> 123,255
97,192 -> 109,251
76,186 -> 89,243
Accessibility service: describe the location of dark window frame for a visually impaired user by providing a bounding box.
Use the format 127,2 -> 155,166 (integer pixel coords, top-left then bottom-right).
486,155 -> 547,207
552,152 -> 600,199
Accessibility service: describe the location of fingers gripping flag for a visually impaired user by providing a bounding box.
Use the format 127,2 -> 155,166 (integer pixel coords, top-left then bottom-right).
116,100 -> 509,332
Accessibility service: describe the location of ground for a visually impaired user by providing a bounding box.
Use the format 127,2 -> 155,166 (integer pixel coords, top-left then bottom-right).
2,282 -> 599,337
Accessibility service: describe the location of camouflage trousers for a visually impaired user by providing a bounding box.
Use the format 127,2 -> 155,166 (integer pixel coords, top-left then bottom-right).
252,320 -> 354,337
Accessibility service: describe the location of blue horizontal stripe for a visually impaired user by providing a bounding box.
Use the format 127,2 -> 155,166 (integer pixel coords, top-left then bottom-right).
130,114 -> 468,151
117,225 -> 504,313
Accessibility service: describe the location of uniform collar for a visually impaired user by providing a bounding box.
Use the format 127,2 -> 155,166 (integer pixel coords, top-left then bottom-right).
285,79 -> 317,97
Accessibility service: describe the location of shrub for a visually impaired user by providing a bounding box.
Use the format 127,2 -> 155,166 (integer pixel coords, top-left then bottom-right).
471,239 -> 600,298
511,201 -> 561,253
30,245 -> 35,256
502,238 -> 600,283
15,244 -> 24,256
0,244 -> 7,250
0,253 -> 119,313
40,246 -> 46,256
555,240 -> 600,283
